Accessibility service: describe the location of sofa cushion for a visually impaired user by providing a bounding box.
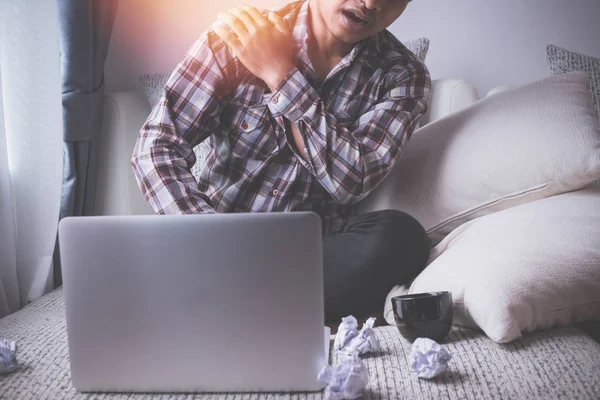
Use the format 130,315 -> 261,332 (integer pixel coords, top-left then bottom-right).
139,72 -> 170,109
1,288 -> 600,399
403,37 -> 430,63
405,183 -> 600,343
547,44 -> 600,119
359,71 -> 600,246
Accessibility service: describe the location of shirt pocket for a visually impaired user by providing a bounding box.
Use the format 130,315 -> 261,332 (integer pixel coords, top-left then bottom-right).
230,104 -> 276,161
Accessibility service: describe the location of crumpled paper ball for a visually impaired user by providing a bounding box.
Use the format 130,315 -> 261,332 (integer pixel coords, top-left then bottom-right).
333,316 -> 359,351
0,338 -> 19,375
334,316 -> 380,356
347,317 -> 380,355
318,352 -> 369,400
410,337 -> 452,379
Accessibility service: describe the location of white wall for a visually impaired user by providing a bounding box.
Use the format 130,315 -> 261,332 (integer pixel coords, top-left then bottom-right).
105,0 -> 600,96
389,0 -> 600,95
105,0 -> 287,93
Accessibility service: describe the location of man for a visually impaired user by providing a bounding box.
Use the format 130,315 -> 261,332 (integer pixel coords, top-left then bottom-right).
131,0 -> 431,325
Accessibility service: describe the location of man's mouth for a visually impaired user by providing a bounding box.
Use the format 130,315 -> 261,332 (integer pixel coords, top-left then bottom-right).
342,9 -> 372,27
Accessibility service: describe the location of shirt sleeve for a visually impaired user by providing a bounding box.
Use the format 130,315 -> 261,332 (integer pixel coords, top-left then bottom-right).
267,61 -> 431,205
131,31 -> 232,215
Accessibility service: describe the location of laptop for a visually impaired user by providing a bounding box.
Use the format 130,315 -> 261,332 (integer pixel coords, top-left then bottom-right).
58,212 -> 329,393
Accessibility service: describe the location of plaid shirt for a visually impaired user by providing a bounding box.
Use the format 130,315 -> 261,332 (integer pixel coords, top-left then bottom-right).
131,0 -> 431,233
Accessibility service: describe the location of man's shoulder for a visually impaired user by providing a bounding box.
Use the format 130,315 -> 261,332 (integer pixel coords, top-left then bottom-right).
264,0 -> 305,18
190,1 -> 305,79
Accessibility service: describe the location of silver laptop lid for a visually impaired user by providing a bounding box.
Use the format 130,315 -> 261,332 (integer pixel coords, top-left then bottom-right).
58,212 -> 326,393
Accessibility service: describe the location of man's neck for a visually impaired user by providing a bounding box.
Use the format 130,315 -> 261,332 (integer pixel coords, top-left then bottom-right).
306,0 -> 353,80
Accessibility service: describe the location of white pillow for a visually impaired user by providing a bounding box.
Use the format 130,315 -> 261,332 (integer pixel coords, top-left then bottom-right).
403,37 -> 430,63
359,71 -> 600,246
404,183 -> 600,343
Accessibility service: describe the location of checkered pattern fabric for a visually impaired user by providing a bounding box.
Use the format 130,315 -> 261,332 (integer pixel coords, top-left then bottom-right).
131,0 -> 431,232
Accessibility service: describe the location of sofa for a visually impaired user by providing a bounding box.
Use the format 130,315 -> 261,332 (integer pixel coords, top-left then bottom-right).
1,79 -> 599,399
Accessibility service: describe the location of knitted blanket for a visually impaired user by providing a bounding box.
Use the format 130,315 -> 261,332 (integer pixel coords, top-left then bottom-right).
1,288 -> 599,399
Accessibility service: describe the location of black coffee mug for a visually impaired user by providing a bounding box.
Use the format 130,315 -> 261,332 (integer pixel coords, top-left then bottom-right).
391,291 -> 453,343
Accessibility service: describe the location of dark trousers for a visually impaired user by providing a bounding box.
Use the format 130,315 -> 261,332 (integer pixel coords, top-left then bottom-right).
323,210 -> 430,324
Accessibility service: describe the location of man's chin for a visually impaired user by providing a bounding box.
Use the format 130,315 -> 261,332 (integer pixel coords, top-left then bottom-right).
332,28 -> 370,46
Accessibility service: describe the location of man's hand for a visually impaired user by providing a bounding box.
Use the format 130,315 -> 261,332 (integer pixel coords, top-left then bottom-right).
214,6 -> 295,92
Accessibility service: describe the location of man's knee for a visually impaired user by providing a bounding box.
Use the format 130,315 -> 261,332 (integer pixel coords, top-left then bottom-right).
373,209 -> 428,244
322,209 -> 430,321
369,209 -> 430,278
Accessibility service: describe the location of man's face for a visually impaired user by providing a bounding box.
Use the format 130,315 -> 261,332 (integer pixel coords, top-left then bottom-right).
314,0 -> 409,43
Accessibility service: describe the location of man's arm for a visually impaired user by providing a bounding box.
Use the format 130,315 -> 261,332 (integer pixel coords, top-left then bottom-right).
215,6 -> 431,205
271,64 -> 431,204
131,32 -> 231,214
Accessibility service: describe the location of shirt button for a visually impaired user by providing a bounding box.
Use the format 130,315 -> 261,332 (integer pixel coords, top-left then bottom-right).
241,121 -> 249,130
272,189 -> 279,196
272,95 -> 279,104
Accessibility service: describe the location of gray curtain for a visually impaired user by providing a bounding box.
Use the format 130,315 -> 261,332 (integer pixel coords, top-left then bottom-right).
54,0 -> 119,286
